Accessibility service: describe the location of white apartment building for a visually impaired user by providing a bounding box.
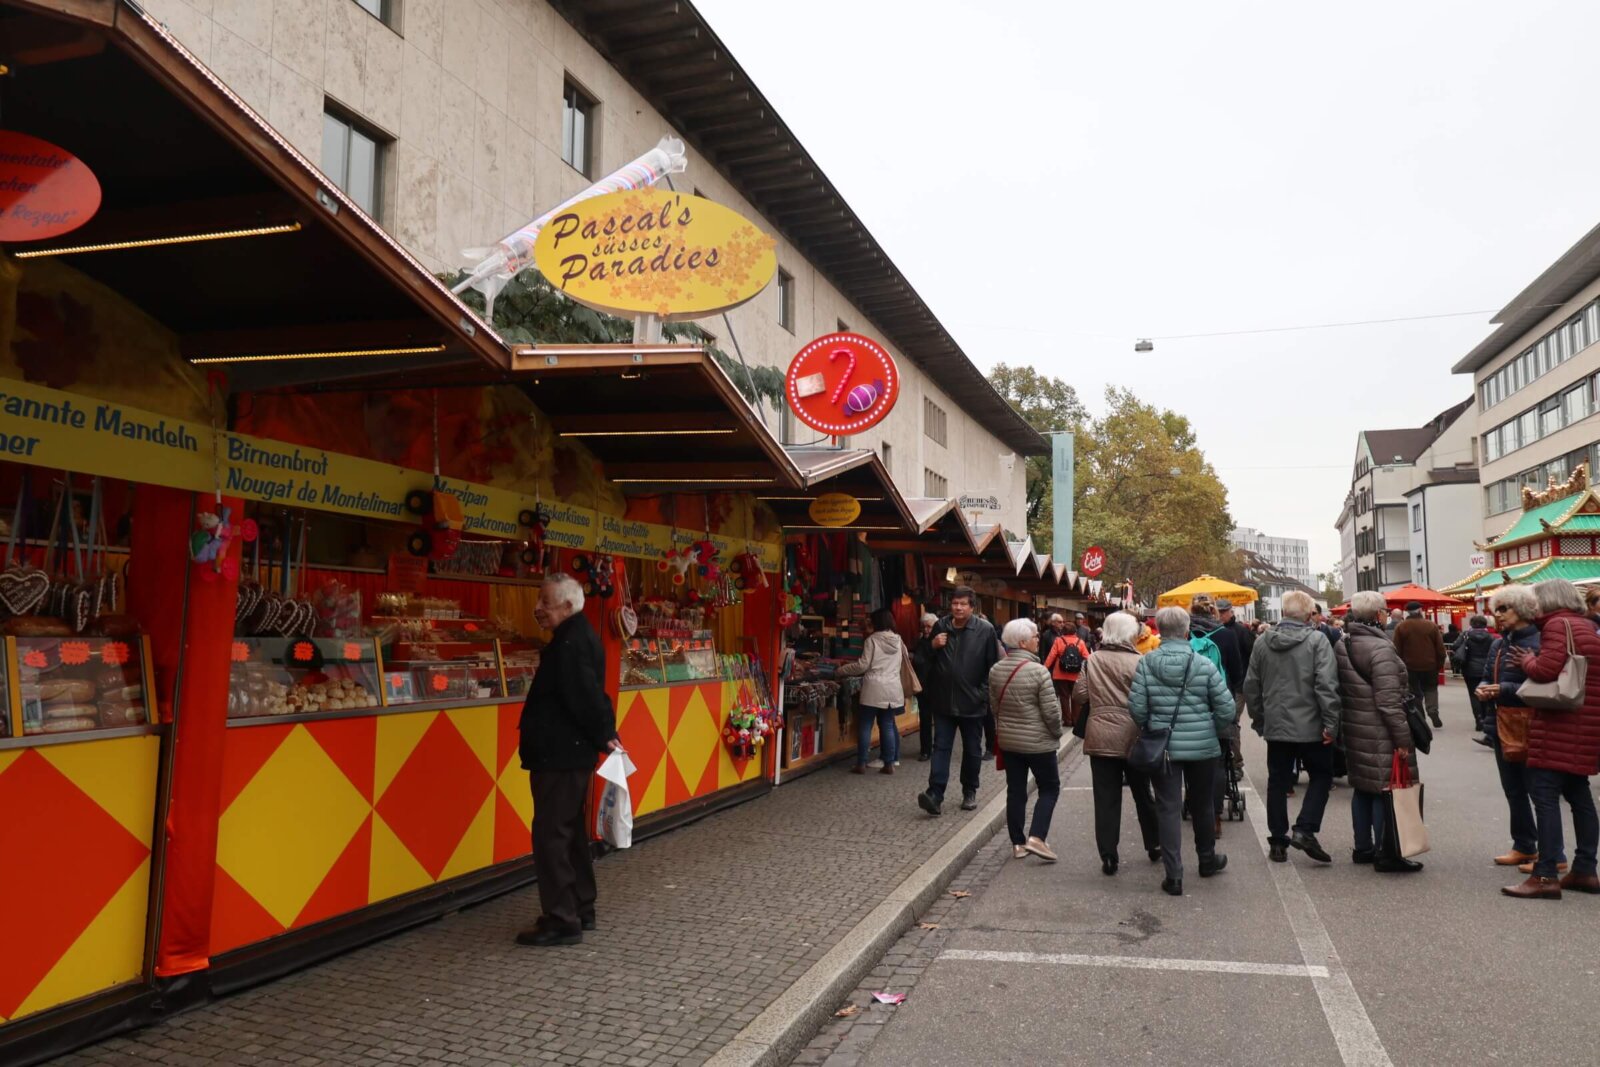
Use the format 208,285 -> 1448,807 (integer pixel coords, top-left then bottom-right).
1228,527 -> 1312,588
1454,219 -> 1600,542
1335,400 -> 1478,593
137,0 -> 1038,529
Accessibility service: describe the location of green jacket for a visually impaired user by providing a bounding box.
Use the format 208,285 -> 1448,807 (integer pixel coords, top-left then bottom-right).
1242,620 -> 1341,742
1128,638 -> 1237,761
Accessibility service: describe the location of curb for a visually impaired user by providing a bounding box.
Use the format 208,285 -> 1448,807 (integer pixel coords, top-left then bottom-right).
703,735 -> 1083,1067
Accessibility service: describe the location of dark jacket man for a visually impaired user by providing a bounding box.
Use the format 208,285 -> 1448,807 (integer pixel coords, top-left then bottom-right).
927,614 -> 1001,718
1191,613 -> 1245,694
520,612 -> 617,771
1393,614 -> 1446,673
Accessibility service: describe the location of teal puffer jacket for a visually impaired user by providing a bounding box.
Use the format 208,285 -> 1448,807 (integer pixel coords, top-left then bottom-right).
1128,639 -> 1237,761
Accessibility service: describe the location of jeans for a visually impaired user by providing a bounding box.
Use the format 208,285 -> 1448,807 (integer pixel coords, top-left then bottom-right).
1152,757 -> 1218,881
1464,671 -> 1488,732
1005,750 -> 1061,844
927,715 -> 984,802
856,704 -> 902,767
1089,755 -> 1159,859
1266,740 -> 1334,843
1408,669 -> 1440,723
1529,766 -> 1600,878
1351,789 -> 1388,856
917,695 -> 933,755
1491,732 -> 1537,855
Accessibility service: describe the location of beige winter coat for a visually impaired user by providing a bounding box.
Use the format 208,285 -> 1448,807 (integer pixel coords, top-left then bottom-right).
834,631 -> 907,708
989,649 -> 1062,755
1072,642 -> 1143,758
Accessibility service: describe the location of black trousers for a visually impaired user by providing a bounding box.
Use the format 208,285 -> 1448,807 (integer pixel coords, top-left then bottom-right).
1265,740 -> 1333,843
531,768 -> 597,932
927,714 -> 984,801
1005,750 -> 1061,844
982,711 -> 997,754
1464,670 -> 1488,732
1089,755 -> 1159,859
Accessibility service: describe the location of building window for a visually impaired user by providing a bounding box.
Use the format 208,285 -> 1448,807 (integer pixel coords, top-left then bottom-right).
321,107 -> 386,217
1564,381 -> 1592,427
777,269 -> 794,332
1412,502 -> 1421,531
924,398 -> 947,447
562,80 -> 596,176
352,0 -> 393,24
924,468 -> 947,498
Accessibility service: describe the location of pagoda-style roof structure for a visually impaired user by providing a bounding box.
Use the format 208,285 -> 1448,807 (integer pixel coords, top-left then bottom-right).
1441,464 -> 1600,596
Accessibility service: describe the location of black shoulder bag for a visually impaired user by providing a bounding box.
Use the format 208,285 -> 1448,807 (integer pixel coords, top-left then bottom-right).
1128,654 -> 1195,773
1348,642 -> 1431,755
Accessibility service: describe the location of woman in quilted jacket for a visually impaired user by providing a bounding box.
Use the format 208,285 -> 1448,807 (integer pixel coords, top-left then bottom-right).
1073,610 -> 1161,874
990,618 -> 1063,862
1128,606 -> 1237,896
1502,579 -> 1600,899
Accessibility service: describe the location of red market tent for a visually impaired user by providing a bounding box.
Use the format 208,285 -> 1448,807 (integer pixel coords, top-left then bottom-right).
1382,583 -> 1469,610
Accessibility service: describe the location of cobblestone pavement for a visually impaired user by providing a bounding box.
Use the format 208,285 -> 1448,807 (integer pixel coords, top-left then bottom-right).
59,749 -> 1006,1067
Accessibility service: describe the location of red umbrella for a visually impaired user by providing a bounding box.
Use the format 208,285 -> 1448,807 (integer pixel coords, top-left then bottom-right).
1382,583 -> 1468,610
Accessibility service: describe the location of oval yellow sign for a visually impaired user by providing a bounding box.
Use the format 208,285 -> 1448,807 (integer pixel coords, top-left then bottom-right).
808,493 -> 861,527
533,188 -> 777,320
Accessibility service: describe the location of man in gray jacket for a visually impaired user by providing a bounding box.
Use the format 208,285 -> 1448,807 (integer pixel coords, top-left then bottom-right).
1244,590 -> 1342,864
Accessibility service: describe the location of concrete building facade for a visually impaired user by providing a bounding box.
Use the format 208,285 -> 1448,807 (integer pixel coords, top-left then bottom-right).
1228,526 -> 1312,588
136,0 -> 1035,530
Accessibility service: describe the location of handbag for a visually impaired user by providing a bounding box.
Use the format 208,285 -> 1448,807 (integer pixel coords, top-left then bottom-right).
900,646 -> 922,696
1128,654 -> 1195,773
1348,644 -> 1431,755
1381,751 -> 1429,858
1490,640 -> 1532,762
1517,619 -> 1588,711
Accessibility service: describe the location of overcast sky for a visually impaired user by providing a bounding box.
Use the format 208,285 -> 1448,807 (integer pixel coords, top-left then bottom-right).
693,0 -> 1600,578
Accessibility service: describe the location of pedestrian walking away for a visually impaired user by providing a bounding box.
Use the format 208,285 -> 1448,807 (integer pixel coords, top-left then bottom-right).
1479,586 -> 1541,870
991,618 -> 1063,862
1335,591 -> 1421,872
918,585 -> 1000,816
836,608 -> 907,775
1394,600 -> 1447,729
1220,596 -> 1257,667
1073,610 -> 1162,874
516,574 -> 621,947
1190,593 -> 1245,837
1502,579 -> 1600,900
911,613 -> 938,760
1453,613 -> 1497,742
1043,614 -> 1092,725
1243,590 -> 1342,865
1129,605 -> 1238,896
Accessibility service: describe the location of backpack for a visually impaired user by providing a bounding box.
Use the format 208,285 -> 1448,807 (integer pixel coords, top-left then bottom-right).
1058,637 -> 1085,675
1190,632 -> 1222,669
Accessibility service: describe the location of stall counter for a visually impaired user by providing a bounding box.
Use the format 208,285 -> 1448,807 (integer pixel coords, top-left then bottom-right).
615,679 -> 765,819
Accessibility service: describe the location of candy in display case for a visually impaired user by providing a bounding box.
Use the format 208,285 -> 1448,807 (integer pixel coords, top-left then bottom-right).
619,632 -> 718,687
11,634 -> 152,735
380,658 -> 505,705
228,636 -> 382,718
499,639 -> 541,699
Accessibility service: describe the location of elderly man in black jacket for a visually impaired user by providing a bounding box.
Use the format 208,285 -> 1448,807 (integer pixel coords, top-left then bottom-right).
516,573 -> 620,947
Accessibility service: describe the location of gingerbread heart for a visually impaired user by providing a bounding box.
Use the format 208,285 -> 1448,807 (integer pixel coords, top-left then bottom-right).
68,583 -> 91,634
0,566 -> 49,617
235,580 -> 263,627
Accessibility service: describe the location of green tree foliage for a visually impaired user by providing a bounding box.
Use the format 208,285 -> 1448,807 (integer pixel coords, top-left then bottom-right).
1316,570 -> 1346,607
445,270 -> 784,408
986,364 -> 1087,551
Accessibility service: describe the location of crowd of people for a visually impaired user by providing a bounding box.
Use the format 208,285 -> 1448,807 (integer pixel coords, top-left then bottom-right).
898,578 -> 1600,900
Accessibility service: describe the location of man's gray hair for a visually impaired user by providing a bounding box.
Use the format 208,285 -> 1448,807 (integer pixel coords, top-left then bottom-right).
1350,590 -> 1387,622
1155,605 -> 1190,640
1534,579 -> 1585,616
1280,590 -> 1315,621
1102,610 -> 1140,646
1489,584 -> 1537,620
1049,613 -> 1064,625
1000,617 -> 1038,648
921,613 -> 938,627
544,572 -> 586,614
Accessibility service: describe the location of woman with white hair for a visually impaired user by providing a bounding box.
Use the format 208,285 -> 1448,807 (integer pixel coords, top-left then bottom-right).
990,618 -> 1063,862
1333,590 -> 1418,872
1073,610 -> 1161,874
1502,579 -> 1600,899
1128,606 -> 1237,895
911,613 -> 939,761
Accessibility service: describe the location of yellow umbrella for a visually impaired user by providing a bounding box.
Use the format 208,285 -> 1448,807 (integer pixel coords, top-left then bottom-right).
1156,575 -> 1259,609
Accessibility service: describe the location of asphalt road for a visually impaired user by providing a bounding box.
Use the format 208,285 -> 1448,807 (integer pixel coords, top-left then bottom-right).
853,681 -> 1600,1066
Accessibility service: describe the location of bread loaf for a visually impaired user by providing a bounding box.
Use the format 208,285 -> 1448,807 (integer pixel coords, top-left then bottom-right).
41,702 -> 97,721
6,616 -> 72,637
36,715 -> 96,733
40,679 -> 95,704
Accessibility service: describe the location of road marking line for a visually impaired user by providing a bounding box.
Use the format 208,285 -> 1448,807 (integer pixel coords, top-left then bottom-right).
1240,763 -> 1394,1066
940,948 -> 1328,978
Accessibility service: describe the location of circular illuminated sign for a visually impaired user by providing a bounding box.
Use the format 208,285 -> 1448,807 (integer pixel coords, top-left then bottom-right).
784,332 -> 900,437
0,130 -> 101,242
1081,546 -> 1106,578
808,492 -> 861,527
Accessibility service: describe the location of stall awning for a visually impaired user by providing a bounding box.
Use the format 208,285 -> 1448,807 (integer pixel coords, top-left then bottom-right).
762,448 -> 916,532
862,497 -> 985,555
0,1 -> 508,390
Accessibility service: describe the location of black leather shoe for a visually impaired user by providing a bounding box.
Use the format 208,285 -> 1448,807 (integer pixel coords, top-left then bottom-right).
1268,840 -> 1288,863
960,790 -> 978,811
1198,854 -> 1228,878
1430,717 -> 1443,729
1351,849 -> 1376,864
1161,878 -> 1183,896
917,790 -> 942,816
1374,855 -> 1424,873
1291,832 -> 1332,863
516,926 -> 582,946
1148,848 -> 1162,863
918,752 -> 931,761
1473,735 -> 1494,748
580,915 -> 596,932
1101,854 -> 1118,876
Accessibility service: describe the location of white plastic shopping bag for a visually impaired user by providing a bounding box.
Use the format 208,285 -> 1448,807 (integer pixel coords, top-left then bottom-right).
595,749 -> 637,849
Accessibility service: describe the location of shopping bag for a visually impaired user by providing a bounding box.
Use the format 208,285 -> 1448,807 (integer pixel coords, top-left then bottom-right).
595,749 -> 637,849
1384,751 -> 1428,858
1497,705 -> 1532,763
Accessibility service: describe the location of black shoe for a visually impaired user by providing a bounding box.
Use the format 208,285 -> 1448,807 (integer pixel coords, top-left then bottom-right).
1291,831 -> 1332,864
515,926 -> 582,946
1198,854 -> 1228,878
1161,877 -> 1183,896
960,790 -> 979,811
581,915 -> 596,932
1374,855 -> 1423,873
1473,735 -> 1493,748
917,790 -> 942,817
918,752 -> 932,762
1147,848 -> 1162,863
1351,849 -> 1376,864
1268,840 -> 1288,863
1101,854 -> 1118,876
982,750 -> 994,761
1430,717 -> 1443,729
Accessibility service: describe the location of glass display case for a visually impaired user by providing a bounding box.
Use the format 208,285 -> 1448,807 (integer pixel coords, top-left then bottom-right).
228,636 -> 382,718
378,628 -> 506,706
499,639 -> 542,699
12,634 -> 152,735
620,632 -> 719,688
